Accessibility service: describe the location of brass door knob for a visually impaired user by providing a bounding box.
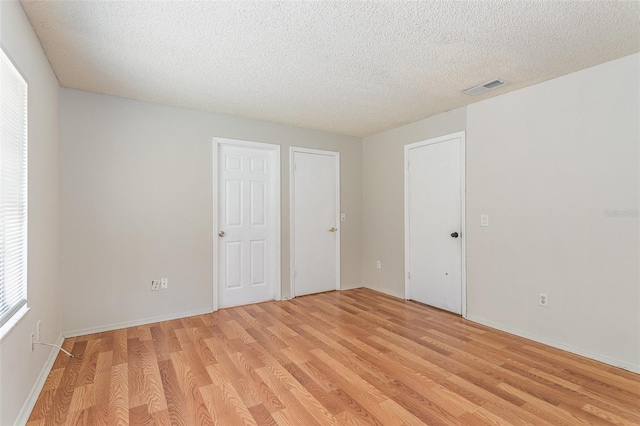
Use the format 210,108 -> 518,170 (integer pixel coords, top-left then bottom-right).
329,227 -> 337,232
218,231 -> 226,237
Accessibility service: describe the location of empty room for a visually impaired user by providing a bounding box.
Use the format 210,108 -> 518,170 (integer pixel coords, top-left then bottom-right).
1,0 -> 639,425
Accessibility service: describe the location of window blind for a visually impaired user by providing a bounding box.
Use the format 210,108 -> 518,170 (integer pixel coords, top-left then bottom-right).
0,48 -> 28,328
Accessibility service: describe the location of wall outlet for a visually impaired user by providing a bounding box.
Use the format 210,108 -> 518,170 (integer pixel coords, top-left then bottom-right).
36,320 -> 41,341
160,278 -> 168,290
539,293 -> 549,307
376,260 -> 381,269
151,280 -> 160,291
30,332 -> 35,353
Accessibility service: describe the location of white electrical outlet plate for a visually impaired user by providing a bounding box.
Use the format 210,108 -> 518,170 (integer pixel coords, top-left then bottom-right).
376,260 -> 381,269
30,332 -> 35,353
151,280 -> 160,291
36,320 -> 41,341
161,278 -> 168,290
341,213 -> 346,222
539,293 -> 549,307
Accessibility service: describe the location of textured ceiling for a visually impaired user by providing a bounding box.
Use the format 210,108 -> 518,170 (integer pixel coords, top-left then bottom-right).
20,1 -> 640,137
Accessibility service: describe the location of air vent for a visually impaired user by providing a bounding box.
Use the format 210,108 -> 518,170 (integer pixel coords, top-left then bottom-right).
463,79 -> 507,96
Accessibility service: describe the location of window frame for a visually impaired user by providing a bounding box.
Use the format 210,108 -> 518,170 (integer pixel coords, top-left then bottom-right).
0,45 -> 29,340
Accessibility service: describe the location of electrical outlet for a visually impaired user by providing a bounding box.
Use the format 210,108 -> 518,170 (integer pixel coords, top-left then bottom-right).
30,332 -> 35,353
36,320 -> 41,341
539,293 -> 549,307
151,280 -> 160,291
160,278 -> 168,290
376,260 -> 381,269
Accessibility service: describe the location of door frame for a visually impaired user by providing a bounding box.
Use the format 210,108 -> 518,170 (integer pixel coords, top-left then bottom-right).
212,137 -> 281,311
403,131 -> 467,318
289,147 -> 341,298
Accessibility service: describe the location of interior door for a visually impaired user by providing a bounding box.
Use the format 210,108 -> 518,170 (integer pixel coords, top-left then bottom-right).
406,133 -> 464,314
218,144 -> 274,307
291,148 -> 340,297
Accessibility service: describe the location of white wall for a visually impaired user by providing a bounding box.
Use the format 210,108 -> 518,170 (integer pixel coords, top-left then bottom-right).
362,53 -> 639,371
0,1 -> 61,424
466,53 -> 639,371
362,108 -> 467,297
60,89 -> 362,335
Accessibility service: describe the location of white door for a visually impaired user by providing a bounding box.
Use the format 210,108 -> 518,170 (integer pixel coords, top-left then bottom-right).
216,140 -> 279,308
291,148 -> 340,297
405,132 -> 465,315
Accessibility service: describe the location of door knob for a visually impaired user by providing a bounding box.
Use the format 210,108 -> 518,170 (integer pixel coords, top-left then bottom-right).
329,227 -> 337,232
218,231 -> 226,237
451,232 -> 459,238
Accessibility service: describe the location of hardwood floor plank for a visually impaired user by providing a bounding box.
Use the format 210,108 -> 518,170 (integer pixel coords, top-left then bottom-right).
27,288 -> 640,425
328,387 -> 394,426
112,329 -> 128,366
225,351 -> 286,412
128,404 -> 149,425
378,398 -> 428,426
501,359 -> 582,391
48,340 -> 86,424
157,359 -> 190,426
149,325 -> 171,363
217,380 -> 259,426
303,381 -> 344,416
26,389 -> 56,423
91,351 -> 113,424
255,365 -> 324,426
168,350 -> 215,426
248,403 -> 278,426
199,383 -> 235,425
161,319 -> 185,354
70,383 -> 92,413
148,408 -> 171,425
581,403 -> 636,425
497,382 -> 593,426
108,363 -> 129,426
576,387 -> 640,423
360,372 -> 458,426
310,348 -> 389,404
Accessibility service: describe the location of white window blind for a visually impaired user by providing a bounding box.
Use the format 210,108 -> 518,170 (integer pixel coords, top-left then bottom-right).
0,48 -> 28,328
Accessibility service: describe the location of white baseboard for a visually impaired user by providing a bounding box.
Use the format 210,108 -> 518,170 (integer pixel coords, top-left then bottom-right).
340,284 -> 364,291
363,284 -> 405,300
466,315 -> 640,374
14,334 -> 65,426
63,308 -> 212,338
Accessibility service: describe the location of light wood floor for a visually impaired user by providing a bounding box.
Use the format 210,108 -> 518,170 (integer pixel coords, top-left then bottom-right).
28,288 -> 640,425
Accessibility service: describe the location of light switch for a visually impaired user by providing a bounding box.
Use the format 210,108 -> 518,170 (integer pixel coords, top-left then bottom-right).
481,214 -> 489,227
341,213 -> 346,222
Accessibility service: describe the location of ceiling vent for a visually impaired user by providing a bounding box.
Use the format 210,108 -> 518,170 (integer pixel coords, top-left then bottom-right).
463,79 -> 507,96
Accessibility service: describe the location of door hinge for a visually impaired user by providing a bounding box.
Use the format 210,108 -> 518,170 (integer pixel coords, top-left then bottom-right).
407,161 -> 410,170
408,271 -> 411,279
